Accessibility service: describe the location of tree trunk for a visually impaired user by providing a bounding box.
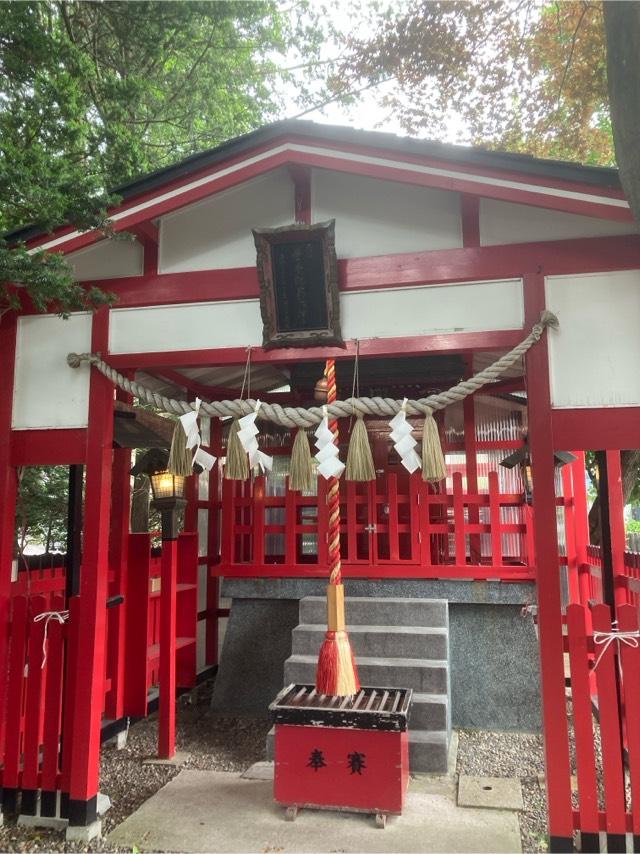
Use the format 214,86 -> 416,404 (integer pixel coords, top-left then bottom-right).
603,2 -> 640,224
130,473 -> 150,532
588,449 -> 640,544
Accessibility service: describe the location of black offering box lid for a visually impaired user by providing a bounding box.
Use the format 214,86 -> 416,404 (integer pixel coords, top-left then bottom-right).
269,684 -> 412,732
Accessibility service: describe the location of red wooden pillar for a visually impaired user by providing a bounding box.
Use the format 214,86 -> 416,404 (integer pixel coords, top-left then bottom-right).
105,384 -> 132,720
159,537 -> 178,758
0,314 -> 18,757
524,272 -> 574,851
463,362 -> 481,562
206,418 -> 222,666
571,451 -> 592,611
67,308 -> 114,827
605,450 -> 627,610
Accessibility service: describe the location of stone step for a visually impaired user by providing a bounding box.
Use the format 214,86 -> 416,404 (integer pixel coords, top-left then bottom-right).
266,726 -> 449,774
292,624 -> 448,660
409,730 -> 449,774
299,596 -> 448,628
284,654 -> 448,694
410,692 -> 449,732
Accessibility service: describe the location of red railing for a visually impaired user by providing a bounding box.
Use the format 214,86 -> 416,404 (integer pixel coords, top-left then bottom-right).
218,470 -> 535,580
1,592 -> 79,809
10,566 -> 66,606
565,602 -> 640,842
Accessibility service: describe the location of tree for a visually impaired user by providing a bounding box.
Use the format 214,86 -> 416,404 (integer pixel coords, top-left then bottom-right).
1,0 -> 318,316
336,2 -> 612,163
15,466 -> 70,557
336,0 -> 640,534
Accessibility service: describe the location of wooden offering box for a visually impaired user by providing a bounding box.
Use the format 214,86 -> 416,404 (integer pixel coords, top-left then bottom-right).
269,684 -> 412,827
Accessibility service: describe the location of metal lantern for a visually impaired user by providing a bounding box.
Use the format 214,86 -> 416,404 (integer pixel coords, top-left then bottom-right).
131,449 -> 187,540
500,441 -> 576,506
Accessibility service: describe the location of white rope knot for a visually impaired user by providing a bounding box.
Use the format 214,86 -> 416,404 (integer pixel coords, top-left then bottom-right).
592,622 -> 640,672
34,610 -> 70,669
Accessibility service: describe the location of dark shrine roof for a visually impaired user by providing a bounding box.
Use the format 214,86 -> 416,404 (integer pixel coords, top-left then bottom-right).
5,119 -> 621,245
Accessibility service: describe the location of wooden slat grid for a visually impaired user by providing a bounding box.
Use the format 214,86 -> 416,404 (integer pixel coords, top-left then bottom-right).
277,684 -> 407,715
222,470 -> 535,578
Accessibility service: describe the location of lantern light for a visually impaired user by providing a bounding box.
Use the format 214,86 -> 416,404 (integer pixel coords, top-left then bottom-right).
131,449 -> 188,540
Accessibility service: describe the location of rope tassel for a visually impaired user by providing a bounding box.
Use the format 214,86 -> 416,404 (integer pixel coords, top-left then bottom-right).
289,428 -> 314,492
167,420 -> 194,476
225,419 -> 249,480
422,411 -> 447,483
346,415 -> 375,481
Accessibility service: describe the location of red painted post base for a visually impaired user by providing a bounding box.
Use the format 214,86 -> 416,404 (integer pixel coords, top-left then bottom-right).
274,725 -> 409,816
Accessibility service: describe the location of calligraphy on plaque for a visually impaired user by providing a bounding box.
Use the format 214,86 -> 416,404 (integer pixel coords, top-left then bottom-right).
253,220 -> 343,349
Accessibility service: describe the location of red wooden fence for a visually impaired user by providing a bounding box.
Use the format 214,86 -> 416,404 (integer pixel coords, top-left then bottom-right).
1,593 -> 78,817
218,470 -> 535,580
565,602 -> 640,850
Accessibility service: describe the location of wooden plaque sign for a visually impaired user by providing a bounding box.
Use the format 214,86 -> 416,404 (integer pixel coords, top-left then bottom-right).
253,220 -> 343,349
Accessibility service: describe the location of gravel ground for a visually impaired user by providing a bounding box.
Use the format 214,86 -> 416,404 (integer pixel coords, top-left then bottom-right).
0,680 -> 271,853
456,728 -> 548,853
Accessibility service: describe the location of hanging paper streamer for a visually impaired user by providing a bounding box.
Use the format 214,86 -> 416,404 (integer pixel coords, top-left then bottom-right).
193,446 -> 217,472
179,398 -> 202,450
389,399 -> 421,473
315,408 -> 345,480
236,401 -> 273,474
174,398 -> 218,474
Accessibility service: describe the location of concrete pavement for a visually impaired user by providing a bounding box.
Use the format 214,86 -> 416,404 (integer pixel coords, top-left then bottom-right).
108,768 -> 521,852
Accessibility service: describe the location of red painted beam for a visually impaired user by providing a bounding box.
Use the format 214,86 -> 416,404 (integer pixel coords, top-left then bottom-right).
461,195 -> 480,248
130,222 -> 159,246
107,329 -> 524,371
46,233 -> 640,314
289,164 -> 311,225
10,429 -> 87,465
552,407 -> 640,450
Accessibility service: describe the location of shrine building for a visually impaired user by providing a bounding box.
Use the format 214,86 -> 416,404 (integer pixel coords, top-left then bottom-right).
2,120 -> 640,850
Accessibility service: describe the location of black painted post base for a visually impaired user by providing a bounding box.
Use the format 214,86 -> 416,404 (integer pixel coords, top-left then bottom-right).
2,788 -> 18,815
606,833 -> 626,853
67,795 -> 97,827
579,831 -> 600,852
549,835 -> 574,852
20,789 -> 38,816
40,790 -> 58,818
60,791 -> 69,819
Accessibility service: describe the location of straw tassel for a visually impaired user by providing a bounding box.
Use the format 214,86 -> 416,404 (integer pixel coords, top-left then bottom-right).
316,584 -> 359,696
422,411 -> 447,483
225,419 -> 249,480
346,415 -> 375,481
289,428 -> 314,492
167,420 -> 193,476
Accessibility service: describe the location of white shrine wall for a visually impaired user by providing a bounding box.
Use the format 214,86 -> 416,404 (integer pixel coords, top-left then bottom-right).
480,198 -> 638,246
310,169 -> 462,257
159,169 -> 294,273
108,278 -> 524,354
12,313 -> 93,429
545,269 -> 640,408
68,238 -> 144,281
